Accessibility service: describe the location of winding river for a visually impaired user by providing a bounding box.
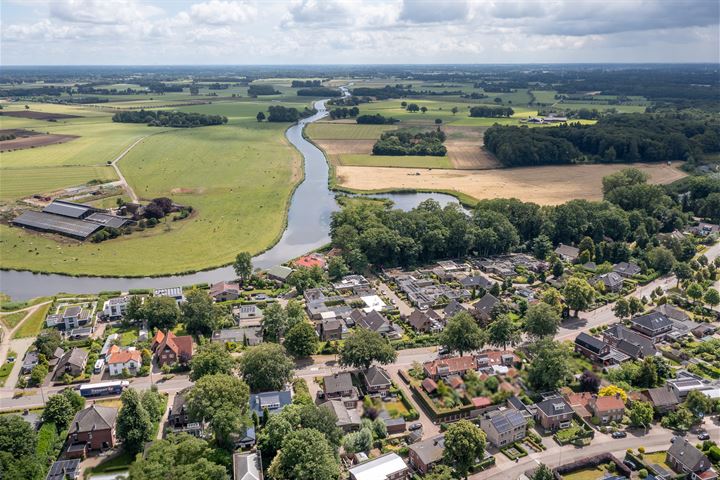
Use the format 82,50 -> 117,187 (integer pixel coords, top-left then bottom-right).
0,99 -> 461,300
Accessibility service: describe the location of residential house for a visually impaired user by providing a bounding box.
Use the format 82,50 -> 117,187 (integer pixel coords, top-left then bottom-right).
210,281 -> 241,302
377,410 -> 406,435
318,318 -> 343,341
473,293 -> 500,323
423,356 -> 476,381
46,459 -> 80,480
574,333 -> 611,362
480,408 -> 527,447
234,426 -> 256,449
408,435 -> 445,475
66,405 -> 117,458
234,305 -> 264,324
233,452 -> 263,480
46,305 -> 91,331
152,330 -> 193,367
53,348 -> 89,381
348,453 -> 410,480
588,395 -> 625,424
555,244 -> 580,262
320,399 -> 362,432
603,324 -> 657,359
406,309 -> 443,333
167,388 -> 206,437
363,365 -> 392,397
668,377 -> 710,400
102,296 -> 131,319
667,437 -> 717,480
590,272 -> 624,293
630,312 -> 673,341
443,300 -> 467,318
212,326 -> 263,346
534,397 -> 573,431
154,287 -> 185,303
613,262 -> 641,278
266,265 -> 293,282
355,310 -> 401,339
21,351 -> 39,374
642,386 -> 680,414
459,275 -> 494,290
689,223 -> 720,237
294,253 -> 326,269
565,392 -> 593,419
333,274 -> 370,292
476,350 -> 519,374
249,390 -> 293,419
100,334 -> 119,358
323,372 -> 359,407
656,304 -> 691,323
107,348 -> 141,376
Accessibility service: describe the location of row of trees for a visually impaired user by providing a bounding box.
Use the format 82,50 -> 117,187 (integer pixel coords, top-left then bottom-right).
372,129 -> 447,156
329,106 -> 359,119
356,113 -> 399,125
296,87 -> 342,97
112,109 -> 227,128
247,84 -> 280,96
265,105 -> 317,122
291,80 -> 321,88
469,105 -> 514,118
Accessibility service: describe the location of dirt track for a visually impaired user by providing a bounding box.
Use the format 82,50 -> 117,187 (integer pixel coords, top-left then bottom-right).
336,162 -> 686,205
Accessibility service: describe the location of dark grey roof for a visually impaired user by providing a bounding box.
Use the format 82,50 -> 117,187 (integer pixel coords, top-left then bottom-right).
324,372 -> 353,394
408,435 -> 445,466
592,272 -> 624,288
631,312 -> 673,334
460,276 -> 493,289
444,300 -> 467,317
489,409 -> 527,433
646,386 -> 679,408
85,212 -> 130,229
575,332 -> 607,354
656,304 -> 690,322
249,390 -> 292,417
473,293 -> 499,316
535,397 -> 573,417
364,365 -> 392,388
233,452 -> 262,480
12,211 -> 102,239
604,324 -> 657,358
613,262 -> 641,276
42,200 -> 92,218
46,459 -> 80,480
357,310 -> 390,333
668,437 -> 710,472
555,244 -> 579,258
69,405 -> 117,434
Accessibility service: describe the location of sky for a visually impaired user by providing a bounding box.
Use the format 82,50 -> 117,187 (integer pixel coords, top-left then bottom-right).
1,0 -> 719,65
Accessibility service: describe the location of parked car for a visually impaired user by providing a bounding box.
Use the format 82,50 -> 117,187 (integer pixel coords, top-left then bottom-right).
611,431 -> 627,439
623,460 -> 638,471
408,423 -> 423,431
698,432 -> 710,440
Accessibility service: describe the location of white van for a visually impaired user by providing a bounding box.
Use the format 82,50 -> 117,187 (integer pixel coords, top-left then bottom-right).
93,359 -> 105,374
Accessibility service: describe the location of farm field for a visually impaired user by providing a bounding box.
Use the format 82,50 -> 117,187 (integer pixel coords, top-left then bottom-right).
335,162 -> 686,205
0,116 -> 302,276
13,302 -> 51,339
0,165 -> 118,201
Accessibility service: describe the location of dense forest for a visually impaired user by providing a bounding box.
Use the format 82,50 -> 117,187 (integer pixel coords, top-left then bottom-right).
469,106 -> 514,118
372,129 -> 446,156
291,80 -> 322,88
296,87 -> 341,97
484,114 -> 720,167
111,109 -> 227,128
329,107 -> 359,119
248,84 -> 280,96
266,105 -> 317,122
356,114 -> 399,125
329,169 -> 718,271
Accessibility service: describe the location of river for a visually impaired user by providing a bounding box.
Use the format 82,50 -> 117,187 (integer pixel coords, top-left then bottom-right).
0,99 -> 461,300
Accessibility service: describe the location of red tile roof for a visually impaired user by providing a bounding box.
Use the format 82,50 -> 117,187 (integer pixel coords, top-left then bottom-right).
472,397 -> 492,408
108,349 -> 141,364
592,395 -> 625,412
422,378 -> 438,393
294,253 -> 326,268
155,331 -> 193,360
423,356 -> 476,376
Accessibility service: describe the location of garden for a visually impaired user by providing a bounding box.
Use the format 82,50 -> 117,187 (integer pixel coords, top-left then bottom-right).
554,420 -> 594,445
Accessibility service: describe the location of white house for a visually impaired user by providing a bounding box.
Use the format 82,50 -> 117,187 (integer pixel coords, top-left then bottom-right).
107,348 -> 141,376
102,296 -> 131,318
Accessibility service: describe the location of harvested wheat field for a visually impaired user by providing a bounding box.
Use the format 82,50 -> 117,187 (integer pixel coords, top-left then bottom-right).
336,162 -> 686,205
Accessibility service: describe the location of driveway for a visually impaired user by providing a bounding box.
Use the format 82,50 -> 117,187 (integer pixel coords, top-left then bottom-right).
375,280 -> 413,317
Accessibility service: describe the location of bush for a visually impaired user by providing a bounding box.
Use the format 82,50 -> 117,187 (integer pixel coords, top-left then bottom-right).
639,469 -> 648,479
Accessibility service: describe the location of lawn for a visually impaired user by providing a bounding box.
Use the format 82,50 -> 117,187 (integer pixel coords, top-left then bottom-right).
0,362 -> 13,387
12,303 -> 51,339
0,311 -> 28,329
306,123 -> 397,140
0,165 -> 118,201
562,467 -> 608,480
0,100 -> 305,276
643,451 -> 672,470
337,153 -> 453,169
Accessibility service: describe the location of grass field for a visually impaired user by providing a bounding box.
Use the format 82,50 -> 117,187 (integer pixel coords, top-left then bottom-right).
335,162 -> 686,205
337,154 -> 453,168
1,165 -> 117,201
306,123 -> 397,139
13,303 -> 51,339
0,311 -> 27,329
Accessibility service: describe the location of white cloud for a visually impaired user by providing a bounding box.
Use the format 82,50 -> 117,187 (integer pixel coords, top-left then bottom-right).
398,0 -> 470,23
189,0 -> 257,26
49,0 -> 163,25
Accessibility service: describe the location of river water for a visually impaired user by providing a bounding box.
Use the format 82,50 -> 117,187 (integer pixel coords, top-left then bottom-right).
0,99 -> 461,300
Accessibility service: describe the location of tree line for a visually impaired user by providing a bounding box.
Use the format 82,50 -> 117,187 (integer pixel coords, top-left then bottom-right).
248,84 -> 280,96
356,113 -> 399,125
484,113 -> 720,167
296,87 -> 342,97
291,80 -> 322,88
329,106 -> 359,119
265,105 -> 317,122
469,105 -> 514,118
372,129 -> 447,156
111,109 -> 227,128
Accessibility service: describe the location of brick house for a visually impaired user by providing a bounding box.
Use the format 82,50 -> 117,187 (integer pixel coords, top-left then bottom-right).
407,435 -> 445,474
362,365 -> 392,397
667,437 -> 718,480
152,331 -> 193,367
66,405 -> 117,458
534,397 -> 573,431
423,356 -> 476,381
588,395 -> 625,424
480,408 -> 527,447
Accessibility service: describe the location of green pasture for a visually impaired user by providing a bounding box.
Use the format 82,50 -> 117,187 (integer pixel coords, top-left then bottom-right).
336,153 -> 452,169
306,123 -> 397,140
0,165 -> 118,201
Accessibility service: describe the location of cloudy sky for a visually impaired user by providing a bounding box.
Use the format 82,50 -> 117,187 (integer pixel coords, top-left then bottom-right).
2,0 -> 719,65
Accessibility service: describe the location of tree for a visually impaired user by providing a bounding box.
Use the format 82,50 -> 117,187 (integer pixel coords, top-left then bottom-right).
687,283 -> 705,304
233,251 -> 253,283
705,288 -> 720,308
143,296 -> 180,331
628,297 -> 644,316
268,428 -> 340,480
129,434 -> 227,480
532,234 -> 553,260
420,106 -> 428,113
287,266 -> 325,294
531,465 -> 555,480
661,406 -> 697,431
239,343 -> 294,392
141,388 -> 165,422
579,370 -> 601,393
647,246 -> 675,274
42,393 -> 75,430
327,256 -> 350,280
190,342 -> 235,381
181,288 -> 221,337
30,364 -> 48,386
285,299 -> 307,329
552,260 -> 564,277
34,329 -> 62,358
0,414 -> 37,458
256,111 -> 266,122
284,322 -> 318,358
629,401 -> 654,429
262,302 -> 288,342
451,106 -> 459,115
439,312 -> 486,356
116,388 -> 153,455
599,385 -> 628,402
406,103 -> 420,112
342,427 -> 373,454
636,357 -> 659,388
186,373 -> 249,442
339,328 -> 397,370
673,262 -> 693,288
487,314 -> 519,349
541,287 -> 564,312
613,297 -> 630,319
527,339 -> 572,391
686,389 -> 714,417
443,420 -> 486,480
525,302 -> 561,338
435,118 -> 442,125
564,276 -> 595,316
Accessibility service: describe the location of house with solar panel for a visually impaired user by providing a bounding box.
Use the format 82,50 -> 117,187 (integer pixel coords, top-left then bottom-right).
249,390 -> 293,419
479,408 -> 528,447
